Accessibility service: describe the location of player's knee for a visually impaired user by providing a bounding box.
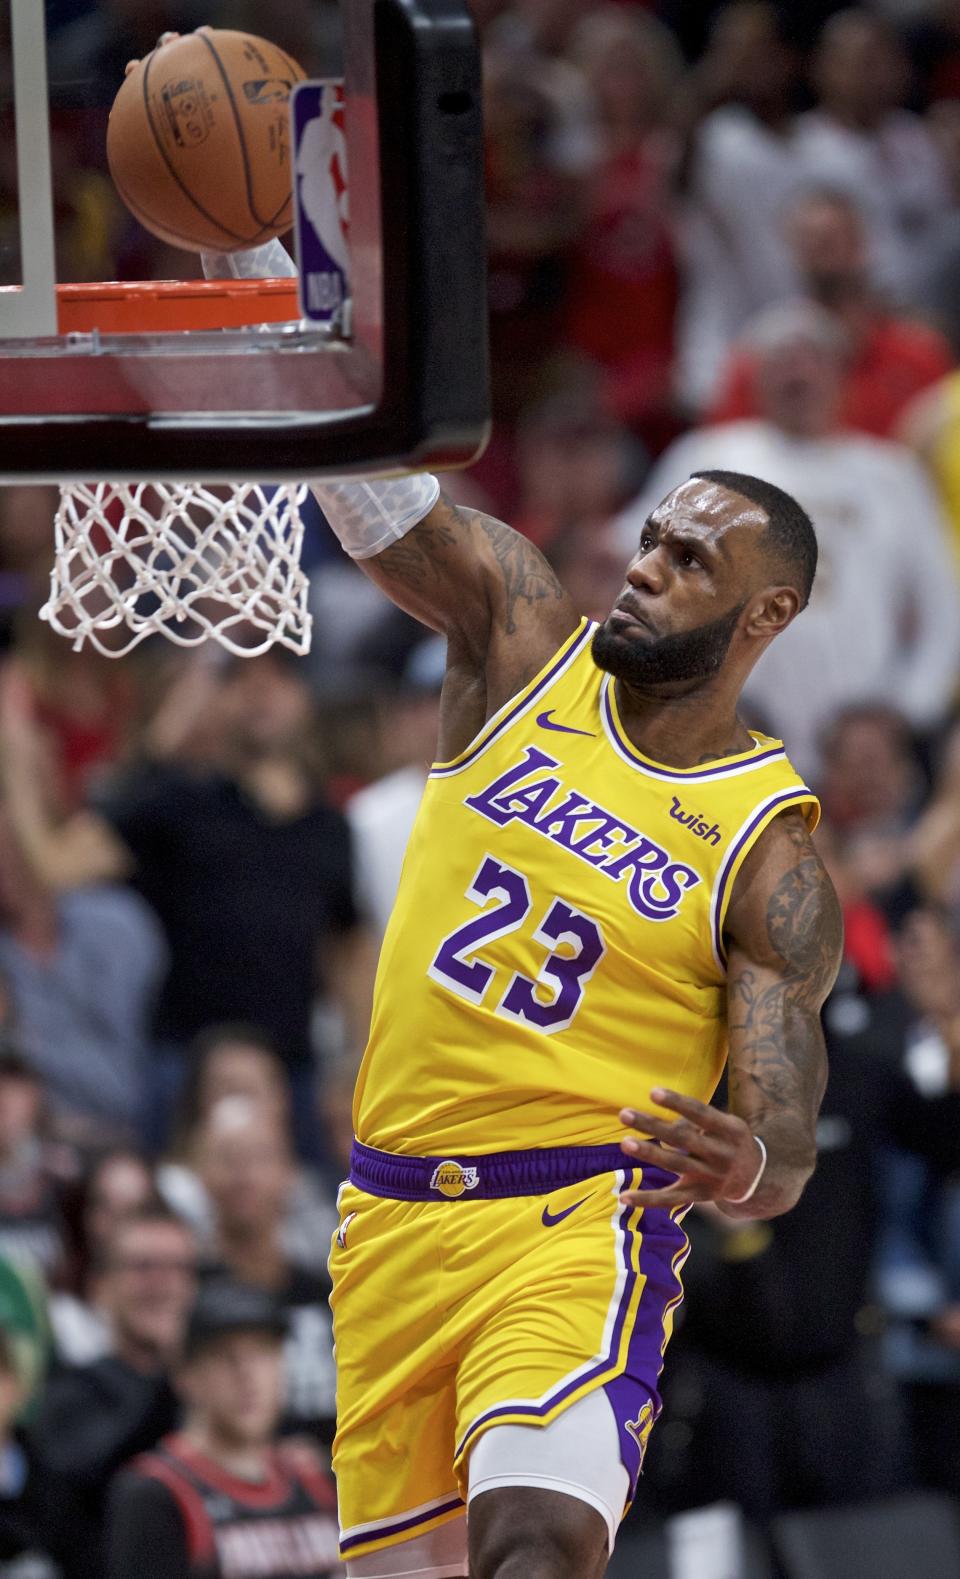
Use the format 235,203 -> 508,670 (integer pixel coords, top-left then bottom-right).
469,1493 -> 606,1579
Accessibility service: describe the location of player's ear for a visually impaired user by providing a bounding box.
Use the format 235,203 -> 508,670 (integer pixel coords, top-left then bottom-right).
744,586 -> 800,639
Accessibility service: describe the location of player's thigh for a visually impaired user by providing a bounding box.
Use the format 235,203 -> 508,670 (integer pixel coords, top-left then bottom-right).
331,1188 -> 464,1559
453,1177 -> 688,1483
468,1387 -> 627,1568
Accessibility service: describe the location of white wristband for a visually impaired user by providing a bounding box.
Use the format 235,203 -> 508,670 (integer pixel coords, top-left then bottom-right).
201,240 -> 298,281
309,475 -> 441,560
199,246 -> 442,560
725,1136 -> 767,1204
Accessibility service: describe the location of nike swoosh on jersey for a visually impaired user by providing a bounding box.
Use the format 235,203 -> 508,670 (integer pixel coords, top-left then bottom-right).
536,710 -> 596,738
541,1195 -> 591,1227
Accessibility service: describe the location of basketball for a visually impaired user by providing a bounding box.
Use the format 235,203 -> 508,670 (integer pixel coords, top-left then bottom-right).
106,28 -> 306,253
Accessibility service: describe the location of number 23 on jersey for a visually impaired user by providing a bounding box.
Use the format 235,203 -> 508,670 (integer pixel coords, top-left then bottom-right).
428,855 -> 606,1033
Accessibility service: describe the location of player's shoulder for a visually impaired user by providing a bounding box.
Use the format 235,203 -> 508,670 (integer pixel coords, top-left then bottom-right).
725,808 -> 843,983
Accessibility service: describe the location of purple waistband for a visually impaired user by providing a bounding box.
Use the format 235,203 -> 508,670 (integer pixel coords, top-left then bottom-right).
350,1139 -> 672,1201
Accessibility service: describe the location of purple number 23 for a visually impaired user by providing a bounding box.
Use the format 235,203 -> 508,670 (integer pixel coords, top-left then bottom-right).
429,855 -> 605,1033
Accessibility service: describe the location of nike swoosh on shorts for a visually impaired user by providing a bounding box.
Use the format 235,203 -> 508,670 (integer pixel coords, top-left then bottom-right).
541,1196 -> 591,1227
536,710 -> 596,738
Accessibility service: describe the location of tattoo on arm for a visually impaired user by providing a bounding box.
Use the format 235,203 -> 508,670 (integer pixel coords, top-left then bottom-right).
475,514 -> 567,635
728,819 -> 841,1137
371,497 -> 566,636
372,514 -> 460,588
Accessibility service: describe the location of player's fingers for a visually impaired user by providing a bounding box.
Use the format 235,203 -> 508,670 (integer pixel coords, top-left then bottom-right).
647,1089 -> 742,1135
124,58 -> 139,76
619,1135 -> 718,1179
620,1180 -> 709,1209
158,31 -> 180,46
621,1111 -> 729,1165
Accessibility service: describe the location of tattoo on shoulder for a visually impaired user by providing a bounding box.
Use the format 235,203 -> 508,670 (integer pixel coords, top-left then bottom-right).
475,514 -> 567,635
765,822 -> 843,1007
728,819 -> 842,1114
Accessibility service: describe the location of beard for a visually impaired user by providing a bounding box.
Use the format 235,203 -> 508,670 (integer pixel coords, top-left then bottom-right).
592,601 -> 745,688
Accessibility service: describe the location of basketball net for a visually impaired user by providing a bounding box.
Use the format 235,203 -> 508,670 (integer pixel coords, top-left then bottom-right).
41,481 -> 312,658
40,268 -> 316,660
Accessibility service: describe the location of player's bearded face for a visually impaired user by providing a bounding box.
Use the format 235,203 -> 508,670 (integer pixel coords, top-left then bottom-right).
592,599 -> 746,687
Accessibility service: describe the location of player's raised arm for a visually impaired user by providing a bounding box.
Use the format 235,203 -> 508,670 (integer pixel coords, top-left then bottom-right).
618,809 -> 841,1220
312,478 -> 581,742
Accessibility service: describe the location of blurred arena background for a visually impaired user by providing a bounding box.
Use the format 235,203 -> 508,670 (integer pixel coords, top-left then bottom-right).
3,1 -> 960,1575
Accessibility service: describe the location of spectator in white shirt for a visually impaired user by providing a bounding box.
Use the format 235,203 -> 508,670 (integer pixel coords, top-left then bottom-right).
616,302 -> 960,779
795,10 -> 949,302
346,638 -> 445,939
676,2 -> 806,411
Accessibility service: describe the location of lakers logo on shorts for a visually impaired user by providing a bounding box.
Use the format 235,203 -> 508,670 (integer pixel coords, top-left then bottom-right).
429,1161 -> 480,1198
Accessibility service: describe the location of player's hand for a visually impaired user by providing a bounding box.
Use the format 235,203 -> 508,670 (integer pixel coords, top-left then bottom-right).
617,1089 -> 763,1209
125,31 -> 180,76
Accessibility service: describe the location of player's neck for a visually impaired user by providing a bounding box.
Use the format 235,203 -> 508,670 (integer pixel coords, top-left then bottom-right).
183,1421 -> 269,1484
613,677 -> 756,767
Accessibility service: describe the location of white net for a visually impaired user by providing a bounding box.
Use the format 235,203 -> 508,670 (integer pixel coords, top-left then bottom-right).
41,482 -> 313,658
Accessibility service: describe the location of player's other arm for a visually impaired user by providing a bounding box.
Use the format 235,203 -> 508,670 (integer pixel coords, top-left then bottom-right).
619,811 -> 841,1220
719,809 -> 840,1216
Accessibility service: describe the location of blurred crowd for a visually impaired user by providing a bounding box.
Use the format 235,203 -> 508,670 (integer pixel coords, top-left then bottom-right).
1,0 -> 960,1575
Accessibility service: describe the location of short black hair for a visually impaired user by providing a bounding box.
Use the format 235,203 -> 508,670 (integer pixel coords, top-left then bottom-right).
691,470 -> 818,607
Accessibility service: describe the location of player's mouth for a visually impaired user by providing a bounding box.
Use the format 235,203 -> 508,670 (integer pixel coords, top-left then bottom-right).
608,604 -> 653,636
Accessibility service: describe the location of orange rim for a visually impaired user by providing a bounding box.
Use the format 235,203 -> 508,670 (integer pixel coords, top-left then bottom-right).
47,278 -> 301,335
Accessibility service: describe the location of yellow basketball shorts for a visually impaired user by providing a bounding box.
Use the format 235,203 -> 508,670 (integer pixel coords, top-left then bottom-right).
330,1141 -> 689,1564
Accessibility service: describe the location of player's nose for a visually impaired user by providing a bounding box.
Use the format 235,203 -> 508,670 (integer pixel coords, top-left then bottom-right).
627,550 -> 667,595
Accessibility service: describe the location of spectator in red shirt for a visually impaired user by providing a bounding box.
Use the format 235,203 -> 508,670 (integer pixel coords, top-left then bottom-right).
708,186 -> 954,438
563,7 -> 684,447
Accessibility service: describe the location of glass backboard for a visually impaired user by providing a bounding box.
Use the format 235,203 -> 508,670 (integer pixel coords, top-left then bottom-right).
0,0 -> 490,482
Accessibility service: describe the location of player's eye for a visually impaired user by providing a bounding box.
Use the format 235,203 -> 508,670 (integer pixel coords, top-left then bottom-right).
639,533 -> 655,552
679,549 -> 701,569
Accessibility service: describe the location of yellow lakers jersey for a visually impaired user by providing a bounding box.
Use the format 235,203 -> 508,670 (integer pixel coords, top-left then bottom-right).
353,618 -> 818,1154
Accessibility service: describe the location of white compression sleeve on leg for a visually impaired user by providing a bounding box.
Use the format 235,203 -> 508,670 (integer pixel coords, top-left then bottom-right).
310,476 -> 442,560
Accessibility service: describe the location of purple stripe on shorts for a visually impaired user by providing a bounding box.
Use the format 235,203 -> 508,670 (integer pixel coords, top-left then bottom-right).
711,788 -> 814,963
339,1495 -> 466,1555
454,1184 -> 688,1467
604,1213 -> 688,1498
602,683 -> 785,780
350,1140 -> 673,1202
429,620 -> 594,778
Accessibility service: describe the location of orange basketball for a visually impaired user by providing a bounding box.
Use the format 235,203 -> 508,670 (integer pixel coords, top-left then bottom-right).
107,28 -> 306,253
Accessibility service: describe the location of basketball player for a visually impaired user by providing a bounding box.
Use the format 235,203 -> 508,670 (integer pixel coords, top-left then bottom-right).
308,466 -> 842,1579
114,35 -> 840,1555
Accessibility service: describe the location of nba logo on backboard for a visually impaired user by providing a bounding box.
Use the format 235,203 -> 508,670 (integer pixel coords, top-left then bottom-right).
292,81 -> 351,328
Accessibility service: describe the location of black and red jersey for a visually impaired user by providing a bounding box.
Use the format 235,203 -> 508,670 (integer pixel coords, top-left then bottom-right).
107,1434 -> 342,1579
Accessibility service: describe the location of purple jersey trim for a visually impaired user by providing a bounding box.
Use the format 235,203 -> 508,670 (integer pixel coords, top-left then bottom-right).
339,1495 -> 465,1555
350,1140 -> 676,1202
711,787 -> 816,965
429,620 -> 595,779
600,679 -> 786,781
453,1178 -> 688,1464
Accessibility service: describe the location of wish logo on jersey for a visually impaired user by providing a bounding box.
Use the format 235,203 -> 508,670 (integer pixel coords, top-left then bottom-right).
466,747 -> 702,923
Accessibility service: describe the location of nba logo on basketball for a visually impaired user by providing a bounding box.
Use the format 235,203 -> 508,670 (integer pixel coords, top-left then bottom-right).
292,81 -> 351,325
429,1162 -> 480,1199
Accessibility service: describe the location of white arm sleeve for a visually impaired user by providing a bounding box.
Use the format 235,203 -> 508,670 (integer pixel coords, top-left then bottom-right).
200,245 -> 441,558
309,475 -> 442,560
201,240 -> 298,281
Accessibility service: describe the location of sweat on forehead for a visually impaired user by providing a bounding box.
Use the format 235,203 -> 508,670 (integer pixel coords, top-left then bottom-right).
653,479 -> 768,535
